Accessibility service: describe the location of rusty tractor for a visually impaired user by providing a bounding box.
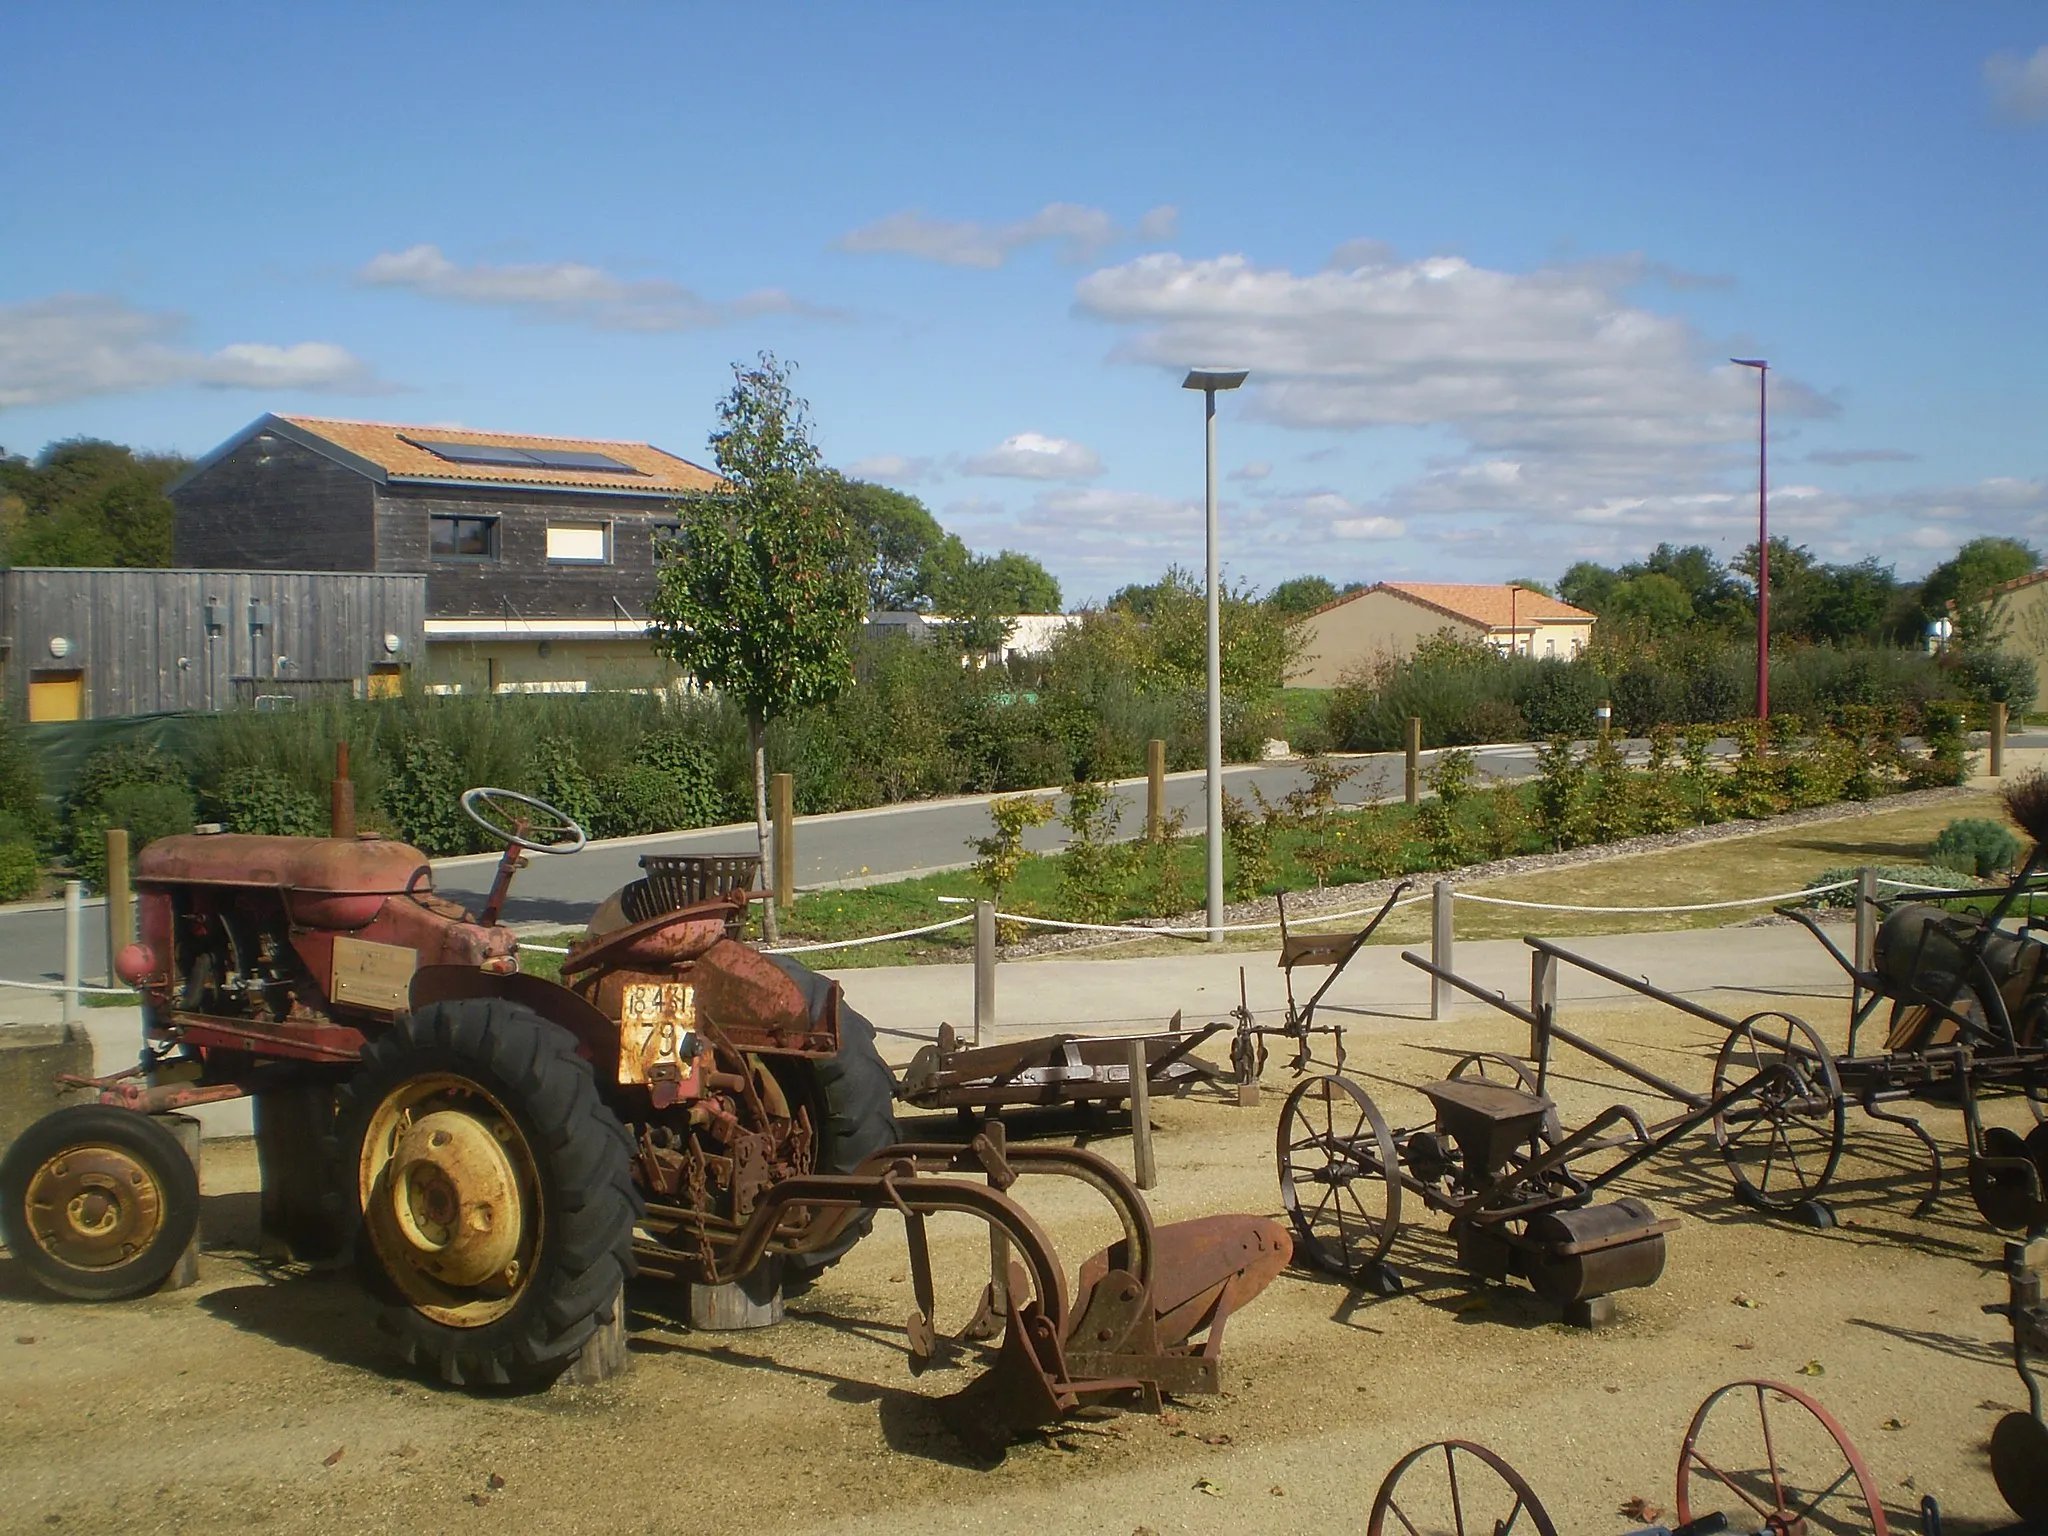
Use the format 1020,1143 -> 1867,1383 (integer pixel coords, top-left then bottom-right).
0,785 -> 1289,1446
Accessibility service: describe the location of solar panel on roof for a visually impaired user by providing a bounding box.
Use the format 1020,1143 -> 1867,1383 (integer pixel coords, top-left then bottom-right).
401,436 -> 546,469
524,448 -> 640,474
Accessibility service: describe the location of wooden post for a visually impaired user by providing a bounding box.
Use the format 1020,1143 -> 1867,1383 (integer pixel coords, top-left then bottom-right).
1146,738 -> 1166,841
771,772 -> 795,911
1992,701 -> 2007,777
158,1113 -> 202,1291
973,900 -> 996,1047
1430,879 -> 1453,1021
1404,716 -> 1422,806
1597,699 -> 1613,740
561,1284 -> 628,1385
330,740 -> 356,838
1853,866 -> 1878,1019
103,828 -> 131,987
689,1257 -> 785,1331
1125,1038 -> 1157,1190
1530,948 -> 1557,1094
62,879 -> 82,1023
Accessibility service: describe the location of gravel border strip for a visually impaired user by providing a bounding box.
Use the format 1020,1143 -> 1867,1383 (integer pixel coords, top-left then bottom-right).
998,783 -> 1983,959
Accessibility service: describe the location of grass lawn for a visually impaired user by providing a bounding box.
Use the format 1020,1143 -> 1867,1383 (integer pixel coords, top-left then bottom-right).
1272,686 -> 1330,746
517,787 -> 2005,972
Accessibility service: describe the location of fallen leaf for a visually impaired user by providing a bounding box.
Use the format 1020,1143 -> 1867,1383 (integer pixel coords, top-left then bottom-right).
1603,1385 -> 1621,1394
485,1474 -> 505,1491
1901,1476 -> 1917,1492
1198,1432 -> 1235,1447
1733,1340 -> 1756,1351
1882,1417 -> 1907,1431
1270,1486 -> 1287,1497
13,1337 -> 34,1346
1620,1497 -> 1663,1522
390,1443 -> 417,1459
1159,1409 -> 1183,1428
1733,1294 -> 1759,1309
1452,1295 -> 1489,1314
1194,1477 -> 1225,1498
468,1493 -> 491,1508
1798,1360 -> 1826,1377
1980,1399 -> 2019,1413
1133,1527 -> 1159,1536
323,1448 -> 345,1468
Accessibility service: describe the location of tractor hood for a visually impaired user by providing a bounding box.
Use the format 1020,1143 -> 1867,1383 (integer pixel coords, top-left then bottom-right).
138,833 -> 435,896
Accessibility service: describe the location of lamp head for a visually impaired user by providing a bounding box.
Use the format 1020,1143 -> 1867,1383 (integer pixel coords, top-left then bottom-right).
1182,368 -> 1250,392
1730,357 -> 1768,371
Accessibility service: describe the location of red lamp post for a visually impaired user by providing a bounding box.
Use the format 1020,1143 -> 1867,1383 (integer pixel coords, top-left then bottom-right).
1732,357 -> 1769,718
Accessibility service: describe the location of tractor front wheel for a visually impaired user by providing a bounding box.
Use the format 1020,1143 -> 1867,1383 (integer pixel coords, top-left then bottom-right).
330,998 -> 639,1388
0,1104 -> 201,1301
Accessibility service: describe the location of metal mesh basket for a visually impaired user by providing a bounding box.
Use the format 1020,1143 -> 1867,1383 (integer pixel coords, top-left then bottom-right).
625,853 -> 763,937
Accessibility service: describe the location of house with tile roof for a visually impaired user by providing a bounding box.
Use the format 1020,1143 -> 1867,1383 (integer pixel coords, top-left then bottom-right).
1285,581 -> 1596,687
170,415 -> 724,695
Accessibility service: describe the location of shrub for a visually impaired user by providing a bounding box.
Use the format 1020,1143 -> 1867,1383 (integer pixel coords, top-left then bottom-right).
1142,804 -> 1196,917
968,793 -> 1057,910
1415,747 -> 1477,866
1930,817 -> 2022,878
590,730 -> 725,839
1222,790 -> 1273,899
383,736 -> 474,855
1056,777 -> 1131,924
1807,863 -> 1975,907
72,782 -> 196,890
0,841 -> 39,901
205,764 -> 326,838
1531,738 -> 1591,849
1909,701 -> 1970,788
525,736 -> 602,836
70,741 -> 188,816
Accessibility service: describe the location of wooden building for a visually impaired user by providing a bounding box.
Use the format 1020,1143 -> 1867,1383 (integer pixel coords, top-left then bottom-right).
2,567 -> 426,720
171,415 -> 723,694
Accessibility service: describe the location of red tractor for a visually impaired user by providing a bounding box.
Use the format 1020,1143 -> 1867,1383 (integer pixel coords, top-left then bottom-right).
0,787 -> 1287,1444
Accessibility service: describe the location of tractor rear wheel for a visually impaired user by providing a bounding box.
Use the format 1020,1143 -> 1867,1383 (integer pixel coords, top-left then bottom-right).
763,957 -> 899,1289
330,998 -> 639,1388
0,1104 -> 201,1301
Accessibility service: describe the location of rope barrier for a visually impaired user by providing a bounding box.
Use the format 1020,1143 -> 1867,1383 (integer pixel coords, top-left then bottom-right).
764,914 -> 977,956
0,976 -> 131,996
991,893 -> 1432,940
1448,879 -> 1854,915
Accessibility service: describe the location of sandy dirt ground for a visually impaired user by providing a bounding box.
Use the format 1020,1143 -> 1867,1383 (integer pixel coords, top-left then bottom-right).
0,986 -> 2037,1536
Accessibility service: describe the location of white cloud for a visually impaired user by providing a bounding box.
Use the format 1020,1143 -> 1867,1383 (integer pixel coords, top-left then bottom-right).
962,431 -> 1104,480
846,453 -> 938,485
1229,460 -> 1272,481
357,245 -> 839,331
1332,516 -> 1406,540
1987,45 -> 2048,121
0,293 -> 385,409
836,203 -> 1178,268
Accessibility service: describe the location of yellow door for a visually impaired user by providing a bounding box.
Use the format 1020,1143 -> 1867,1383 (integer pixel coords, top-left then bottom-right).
27,671 -> 84,722
367,664 -> 404,699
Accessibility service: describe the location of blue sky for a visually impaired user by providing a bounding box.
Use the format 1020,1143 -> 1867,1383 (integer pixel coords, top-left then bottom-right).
3,4 -> 2044,603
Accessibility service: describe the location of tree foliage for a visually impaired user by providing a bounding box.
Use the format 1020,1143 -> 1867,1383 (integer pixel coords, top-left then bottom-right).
1264,575 -> 1339,614
649,354 -> 869,728
0,438 -> 188,568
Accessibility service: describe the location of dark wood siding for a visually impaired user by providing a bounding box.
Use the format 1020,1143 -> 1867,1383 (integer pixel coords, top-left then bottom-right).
171,432 -> 376,570
376,486 -> 682,620
1,569 -> 426,718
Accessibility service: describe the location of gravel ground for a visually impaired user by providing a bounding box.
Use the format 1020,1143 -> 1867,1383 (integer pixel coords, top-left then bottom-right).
0,984 -> 2033,1535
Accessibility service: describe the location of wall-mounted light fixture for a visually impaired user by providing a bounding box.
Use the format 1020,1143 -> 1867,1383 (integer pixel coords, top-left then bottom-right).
48,636 -> 72,659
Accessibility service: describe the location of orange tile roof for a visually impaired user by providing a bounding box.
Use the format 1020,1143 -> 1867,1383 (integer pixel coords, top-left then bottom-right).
278,415 -> 723,495
1372,582 -> 1595,629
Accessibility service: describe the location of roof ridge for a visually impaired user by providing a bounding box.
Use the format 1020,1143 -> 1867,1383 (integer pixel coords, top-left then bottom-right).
279,415 -> 666,451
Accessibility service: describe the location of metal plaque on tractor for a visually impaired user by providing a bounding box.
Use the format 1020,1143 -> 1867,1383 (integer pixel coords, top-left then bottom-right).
330,936 -> 417,1011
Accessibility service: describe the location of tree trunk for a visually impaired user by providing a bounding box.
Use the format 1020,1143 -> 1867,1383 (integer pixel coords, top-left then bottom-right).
750,713 -> 778,944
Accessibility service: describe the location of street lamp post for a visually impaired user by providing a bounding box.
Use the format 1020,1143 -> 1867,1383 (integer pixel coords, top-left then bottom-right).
1182,367 -> 1250,943
1732,357 -> 1769,719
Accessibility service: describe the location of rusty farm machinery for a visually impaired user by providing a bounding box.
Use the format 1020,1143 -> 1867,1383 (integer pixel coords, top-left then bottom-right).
0,783 -> 1290,1453
1364,1376 -> 1893,1536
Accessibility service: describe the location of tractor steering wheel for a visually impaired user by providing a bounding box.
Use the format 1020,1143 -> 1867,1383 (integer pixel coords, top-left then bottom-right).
460,787 -> 588,855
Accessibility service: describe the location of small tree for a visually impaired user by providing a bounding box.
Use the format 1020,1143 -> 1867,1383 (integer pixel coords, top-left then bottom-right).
648,355 -> 867,941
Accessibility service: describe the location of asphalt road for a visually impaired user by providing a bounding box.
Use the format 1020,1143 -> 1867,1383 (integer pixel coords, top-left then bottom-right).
0,743 -> 1544,984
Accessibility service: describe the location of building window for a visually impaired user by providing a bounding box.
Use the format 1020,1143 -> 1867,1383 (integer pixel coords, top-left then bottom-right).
546,521 -> 611,563
431,515 -> 498,561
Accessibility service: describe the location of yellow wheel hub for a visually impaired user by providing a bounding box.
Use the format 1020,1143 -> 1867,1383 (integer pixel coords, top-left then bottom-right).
23,1144 -> 165,1271
359,1076 -> 540,1326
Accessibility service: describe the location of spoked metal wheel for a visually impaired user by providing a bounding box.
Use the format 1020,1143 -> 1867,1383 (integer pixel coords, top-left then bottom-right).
1449,1052 -> 1561,1144
1677,1379 -> 1889,1536
1712,1012 -> 1846,1214
1277,1074 -> 1402,1280
1367,1440 -> 1559,1536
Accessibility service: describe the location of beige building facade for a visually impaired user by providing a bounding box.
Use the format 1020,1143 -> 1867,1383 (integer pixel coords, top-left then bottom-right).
1287,582 -> 1596,687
